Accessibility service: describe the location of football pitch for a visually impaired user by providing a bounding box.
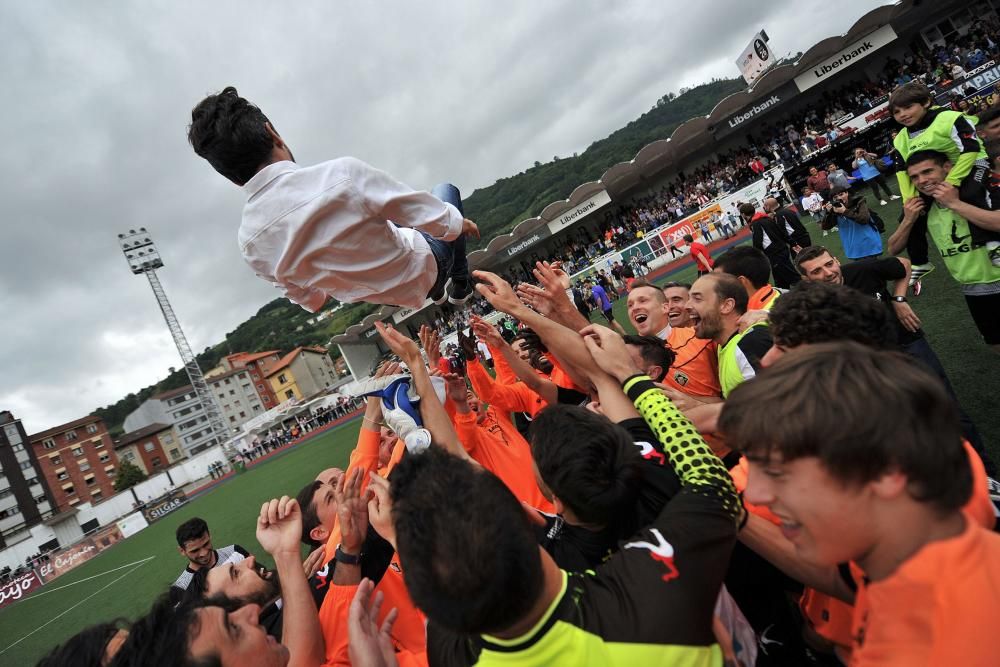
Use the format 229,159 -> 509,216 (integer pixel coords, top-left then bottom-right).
3,193 -> 998,665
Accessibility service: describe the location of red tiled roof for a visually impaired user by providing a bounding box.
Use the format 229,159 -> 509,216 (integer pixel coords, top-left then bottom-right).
114,423 -> 173,448
264,346 -> 330,377
29,414 -> 103,442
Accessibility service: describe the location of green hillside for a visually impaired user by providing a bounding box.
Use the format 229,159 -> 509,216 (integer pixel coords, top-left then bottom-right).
92,77 -> 746,433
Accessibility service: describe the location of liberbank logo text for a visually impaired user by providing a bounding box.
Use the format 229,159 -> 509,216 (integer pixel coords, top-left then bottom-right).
727,95 -> 780,128
809,40 -> 874,79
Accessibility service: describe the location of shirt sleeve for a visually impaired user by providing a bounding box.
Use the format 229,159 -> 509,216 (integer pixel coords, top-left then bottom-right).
945,116 -> 986,186
345,158 -> 463,241
869,257 -> 907,281
467,359 -> 541,415
317,584 -> 360,667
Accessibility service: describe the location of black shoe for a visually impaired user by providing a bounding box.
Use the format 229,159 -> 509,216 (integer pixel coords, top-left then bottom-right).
429,278 -> 451,305
448,278 -> 473,305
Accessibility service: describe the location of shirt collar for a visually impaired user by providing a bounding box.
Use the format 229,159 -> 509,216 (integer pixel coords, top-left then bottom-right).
243,160 -> 300,198
656,325 -> 672,340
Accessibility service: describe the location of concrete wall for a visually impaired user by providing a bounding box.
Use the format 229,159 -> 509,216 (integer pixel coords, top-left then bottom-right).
0,442 -> 231,570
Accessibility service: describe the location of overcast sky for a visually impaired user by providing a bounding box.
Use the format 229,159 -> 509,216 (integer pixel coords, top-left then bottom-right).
1,0 -> 888,433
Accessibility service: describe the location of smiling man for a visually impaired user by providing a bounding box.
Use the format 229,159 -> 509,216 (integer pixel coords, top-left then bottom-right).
720,343 -> 1000,665
687,273 -> 771,398
172,517 -> 248,593
625,281 -> 671,338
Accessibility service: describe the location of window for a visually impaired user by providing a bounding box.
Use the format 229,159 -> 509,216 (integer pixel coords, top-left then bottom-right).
85,475 -> 96,486
12,443 -> 24,453
78,461 -> 91,472
151,456 -> 162,469
86,424 -> 98,434
90,490 -> 102,501
218,394 -> 225,401
19,460 -> 32,470
94,441 -> 104,449
49,455 -> 62,466
71,446 -> 83,457
229,416 -> 236,423
169,448 -> 181,460
62,483 -> 75,495
229,389 -> 236,396
161,432 -> 173,444
0,489 -> 11,500
42,438 -> 56,449
224,378 -> 231,385
285,389 -> 295,399
252,405 -> 261,413
257,384 -> 265,390
143,442 -> 155,452
65,430 -> 78,441
68,497 -> 80,506
242,384 -> 251,392
26,476 -> 39,487
278,374 -> 287,384
99,452 -> 110,463
35,494 -> 47,504
57,471 -> 68,481
238,411 -> 246,419
0,507 -> 19,519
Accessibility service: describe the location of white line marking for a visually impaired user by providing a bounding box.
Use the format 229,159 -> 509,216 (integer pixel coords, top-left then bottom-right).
0,557 -> 154,655
13,556 -> 157,601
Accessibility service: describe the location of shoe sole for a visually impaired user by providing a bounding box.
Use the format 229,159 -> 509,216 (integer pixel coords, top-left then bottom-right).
430,279 -> 451,305
448,285 -> 474,306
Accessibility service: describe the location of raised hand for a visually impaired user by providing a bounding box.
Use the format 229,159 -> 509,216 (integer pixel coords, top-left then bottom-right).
580,323 -> 641,382
302,546 -> 326,579
456,327 -> 477,360
374,321 -> 421,364
516,283 -> 554,316
534,260 -> 570,291
348,579 -> 399,667
418,325 -> 442,366
443,372 -> 469,405
256,496 -> 303,558
472,270 -> 524,315
366,472 -> 396,549
470,315 -> 504,348
335,467 -> 370,556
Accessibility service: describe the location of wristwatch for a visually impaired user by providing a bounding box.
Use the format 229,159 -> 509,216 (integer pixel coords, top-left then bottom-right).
890,296 -> 907,303
335,545 -> 361,565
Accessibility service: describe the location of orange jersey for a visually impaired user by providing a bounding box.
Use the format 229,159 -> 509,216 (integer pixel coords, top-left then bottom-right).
848,520 -> 1000,665
318,583 -> 357,666
548,355 -> 586,394
747,285 -> 781,311
663,327 -> 721,398
467,358 -> 545,418
453,408 -> 554,512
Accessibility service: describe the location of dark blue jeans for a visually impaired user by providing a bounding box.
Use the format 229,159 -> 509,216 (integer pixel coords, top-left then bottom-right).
423,183 -> 470,298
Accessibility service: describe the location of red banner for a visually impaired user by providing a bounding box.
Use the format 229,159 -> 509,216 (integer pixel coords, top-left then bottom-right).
0,570 -> 44,610
36,525 -> 124,583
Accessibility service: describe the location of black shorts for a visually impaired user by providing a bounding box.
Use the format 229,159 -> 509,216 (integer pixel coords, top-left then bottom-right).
601,308 -> 615,323
965,291 -> 1000,345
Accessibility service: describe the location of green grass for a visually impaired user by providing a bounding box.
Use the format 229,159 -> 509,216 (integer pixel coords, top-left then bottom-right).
599,190 -> 1000,465
0,420 -> 363,666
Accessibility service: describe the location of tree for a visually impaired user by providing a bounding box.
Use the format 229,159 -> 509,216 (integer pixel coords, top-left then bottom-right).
114,460 -> 147,491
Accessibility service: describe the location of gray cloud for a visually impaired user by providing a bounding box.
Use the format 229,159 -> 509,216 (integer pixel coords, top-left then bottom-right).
1,0 -> 886,431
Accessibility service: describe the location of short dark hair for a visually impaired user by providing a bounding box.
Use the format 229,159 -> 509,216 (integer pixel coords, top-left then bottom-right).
622,335 -> 674,381
110,595 -> 221,667
295,480 -> 324,547
985,137 -> 1000,164
530,406 -> 642,526
794,245 -> 834,274
390,447 -> 543,634
719,343 -> 971,513
628,280 -> 665,302
37,620 -> 128,667
906,150 -> 949,169
738,203 -> 756,218
661,281 -> 692,290
888,82 -> 933,112
176,518 -> 209,548
714,246 -> 772,289
769,281 -> 896,349
188,87 -> 276,185
682,233 -> 694,243
977,104 -> 1000,127
702,273 -> 749,315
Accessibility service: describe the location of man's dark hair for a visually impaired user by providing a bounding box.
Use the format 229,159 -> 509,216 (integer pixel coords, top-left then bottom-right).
628,280 -> 664,302
188,87 -> 276,185
176,518 -> 209,548
794,245 -> 834,274
984,137 -> 1000,164
661,281 -> 692,290
295,480 -> 324,547
390,447 -> 543,634
769,281 -> 897,349
622,335 -> 674,382
714,246 -> 772,289
888,82 -> 933,112
738,203 -> 756,218
703,273 -> 749,315
108,595 -> 222,667
682,233 -> 694,243
906,149 -> 949,169
719,343 -> 972,513
37,620 -> 128,667
977,104 -> 1000,127
530,406 -> 642,526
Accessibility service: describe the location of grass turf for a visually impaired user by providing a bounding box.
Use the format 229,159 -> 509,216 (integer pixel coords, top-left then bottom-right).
0,419 -> 363,665
4,188 -> 998,664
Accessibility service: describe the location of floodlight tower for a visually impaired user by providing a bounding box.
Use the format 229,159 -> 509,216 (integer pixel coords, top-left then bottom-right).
117,228 -> 232,458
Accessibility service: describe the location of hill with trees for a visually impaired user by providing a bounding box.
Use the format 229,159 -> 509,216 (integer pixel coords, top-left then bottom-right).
91,76 -> 745,434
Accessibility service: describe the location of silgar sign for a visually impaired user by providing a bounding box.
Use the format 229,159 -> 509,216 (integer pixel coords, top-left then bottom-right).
142,490 -> 187,523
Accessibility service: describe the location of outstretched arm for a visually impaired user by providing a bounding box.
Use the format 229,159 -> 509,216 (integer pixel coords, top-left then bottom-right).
469,315 -> 558,405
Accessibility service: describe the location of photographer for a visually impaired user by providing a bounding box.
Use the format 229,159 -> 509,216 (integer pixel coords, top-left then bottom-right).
821,187 -> 884,260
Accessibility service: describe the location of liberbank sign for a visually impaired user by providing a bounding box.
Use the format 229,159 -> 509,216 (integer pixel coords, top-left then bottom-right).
794,24 -> 897,92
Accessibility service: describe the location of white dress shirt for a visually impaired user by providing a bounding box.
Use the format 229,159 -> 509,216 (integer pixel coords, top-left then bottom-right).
240,158 -> 463,311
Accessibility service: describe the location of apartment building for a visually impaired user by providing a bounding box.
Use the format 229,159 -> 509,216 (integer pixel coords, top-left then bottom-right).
28,415 -> 118,513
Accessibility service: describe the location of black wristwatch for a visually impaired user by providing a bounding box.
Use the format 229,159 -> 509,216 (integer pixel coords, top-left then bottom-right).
890,296 -> 907,303
334,545 -> 361,565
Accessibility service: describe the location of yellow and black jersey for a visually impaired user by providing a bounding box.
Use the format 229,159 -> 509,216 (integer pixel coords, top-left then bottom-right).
428,376 -> 739,667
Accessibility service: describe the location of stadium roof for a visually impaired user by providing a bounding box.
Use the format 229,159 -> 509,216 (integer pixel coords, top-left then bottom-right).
334,0 -> 932,344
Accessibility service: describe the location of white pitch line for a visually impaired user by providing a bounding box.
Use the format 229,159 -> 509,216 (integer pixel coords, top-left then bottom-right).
0,557 -> 153,655
12,556 -> 157,601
